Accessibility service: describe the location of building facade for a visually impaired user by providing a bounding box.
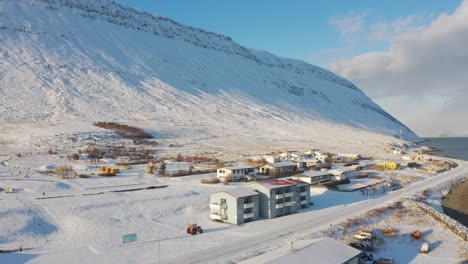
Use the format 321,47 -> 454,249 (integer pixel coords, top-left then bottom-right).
254,179 -> 310,219
292,170 -> 333,184
217,165 -> 257,181
209,188 -> 260,225
259,162 -> 298,177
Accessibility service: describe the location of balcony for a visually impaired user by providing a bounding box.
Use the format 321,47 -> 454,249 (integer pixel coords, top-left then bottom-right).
284,192 -> 293,198
210,203 -> 227,210
275,193 -> 284,199
244,212 -> 254,219
300,200 -> 308,205
275,203 -> 284,209
284,201 -> 293,207
243,203 -> 254,209
210,213 -> 227,221
300,191 -> 308,196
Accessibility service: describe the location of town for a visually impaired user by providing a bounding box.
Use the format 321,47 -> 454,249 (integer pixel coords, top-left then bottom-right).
1,125 -> 465,264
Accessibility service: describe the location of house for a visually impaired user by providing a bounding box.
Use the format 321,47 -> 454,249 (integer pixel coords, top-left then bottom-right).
292,170 -> 333,184
314,150 -> 331,156
209,188 -> 260,225
337,153 -> 361,162
254,179 -> 310,219
294,159 -> 322,170
315,153 -> 331,163
329,165 -> 360,180
304,150 -> 317,157
217,165 -> 257,181
401,155 -> 412,161
393,148 -> 405,155
259,162 -> 299,177
266,237 -> 362,264
279,151 -> 306,161
332,155 -> 346,163
377,161 -> 401,170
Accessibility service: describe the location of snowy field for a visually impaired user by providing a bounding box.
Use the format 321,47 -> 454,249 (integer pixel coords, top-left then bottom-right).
1,150 -> 467,263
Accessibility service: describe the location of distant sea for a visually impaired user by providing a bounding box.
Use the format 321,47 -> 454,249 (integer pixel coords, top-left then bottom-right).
422,137 -> 468,161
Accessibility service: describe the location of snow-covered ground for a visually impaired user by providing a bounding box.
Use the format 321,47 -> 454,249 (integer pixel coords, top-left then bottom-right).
1,146 -> 467,263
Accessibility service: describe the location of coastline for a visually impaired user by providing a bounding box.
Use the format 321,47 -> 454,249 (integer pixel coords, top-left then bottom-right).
442,179 -> 468,227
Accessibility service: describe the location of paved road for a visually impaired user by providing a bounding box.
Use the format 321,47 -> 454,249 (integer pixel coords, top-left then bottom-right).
165,159 -> 468,264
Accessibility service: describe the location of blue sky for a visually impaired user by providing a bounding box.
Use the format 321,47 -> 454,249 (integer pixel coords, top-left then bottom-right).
120,0 -> 467,137
121,0 -> 459,66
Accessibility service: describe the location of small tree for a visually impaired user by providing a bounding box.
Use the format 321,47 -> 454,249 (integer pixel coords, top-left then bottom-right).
71,153 -> 80,160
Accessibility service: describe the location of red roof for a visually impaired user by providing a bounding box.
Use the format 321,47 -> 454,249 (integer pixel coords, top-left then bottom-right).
262,179 -> 294,185
288,179 -> 309,185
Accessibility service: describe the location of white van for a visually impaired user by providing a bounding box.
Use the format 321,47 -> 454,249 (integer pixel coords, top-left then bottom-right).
420,242 -> 430,253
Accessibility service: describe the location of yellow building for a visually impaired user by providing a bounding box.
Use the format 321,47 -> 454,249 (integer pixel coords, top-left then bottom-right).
377,161 -> 401,170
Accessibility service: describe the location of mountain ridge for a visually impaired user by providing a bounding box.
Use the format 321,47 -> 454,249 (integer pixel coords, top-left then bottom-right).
0,0 -> 420,142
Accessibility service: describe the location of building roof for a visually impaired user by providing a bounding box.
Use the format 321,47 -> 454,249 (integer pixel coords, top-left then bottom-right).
266,162 -> 297,168
329,165 -> 359,175
212,187 -> 259,199
256,179 -> 296,189
267,237 -> 361,264
297,170 -> 333,178
287,179 -> 310,186
223,164 -> 257,170
294,158 -> 321,163
337,153 -> 361,157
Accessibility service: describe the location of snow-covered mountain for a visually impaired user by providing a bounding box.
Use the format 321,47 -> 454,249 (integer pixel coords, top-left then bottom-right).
0,0 -> 420,144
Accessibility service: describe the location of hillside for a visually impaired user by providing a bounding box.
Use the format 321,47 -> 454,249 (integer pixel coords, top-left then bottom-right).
0,0 -> 420,151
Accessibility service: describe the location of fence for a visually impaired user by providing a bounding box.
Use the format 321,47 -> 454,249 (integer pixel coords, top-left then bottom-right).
411,201 -> 468,242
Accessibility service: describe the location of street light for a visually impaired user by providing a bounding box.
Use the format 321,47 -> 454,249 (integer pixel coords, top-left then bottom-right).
291,201 -> 301,251
154,232 -> 161,263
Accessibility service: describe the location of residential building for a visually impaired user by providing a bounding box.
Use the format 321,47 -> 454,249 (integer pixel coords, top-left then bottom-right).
304,149 -> 317,157
316,153 -> 331,162
294,159 -> 322,170
279,151 -> 306,161
292,170 -> 333,184
254,179 -> 310,219
259,162 -> 299,177
377,161 -> 401,170
217,165 -> 257,181
337,153 -> 361,162
314,150 -> 331,156
266,237 -> 362,264
329,165 -> 360,180
209,188 -> 260,225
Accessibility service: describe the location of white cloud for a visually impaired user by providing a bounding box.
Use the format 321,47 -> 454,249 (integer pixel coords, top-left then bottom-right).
370,14 -> 432,41
329,12 -> 366,38
329,0 -> 468,136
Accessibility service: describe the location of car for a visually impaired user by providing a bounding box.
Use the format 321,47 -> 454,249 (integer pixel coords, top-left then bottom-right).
360,253 -> 374,261
420,242 -> 430,253
373,257 -> 394,264
355,231 -> 373,240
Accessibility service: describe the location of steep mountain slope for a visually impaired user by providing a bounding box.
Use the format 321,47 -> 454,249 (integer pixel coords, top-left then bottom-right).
0,0 -> 420,144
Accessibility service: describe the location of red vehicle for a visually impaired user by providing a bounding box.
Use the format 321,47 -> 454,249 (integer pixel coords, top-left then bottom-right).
186,224 -> 203,235
413,231 -> 421,239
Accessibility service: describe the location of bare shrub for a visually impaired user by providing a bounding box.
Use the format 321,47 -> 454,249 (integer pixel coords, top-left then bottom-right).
201,178 -> 220,184
55,165 -> 74,178
94,122 -> 153,139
